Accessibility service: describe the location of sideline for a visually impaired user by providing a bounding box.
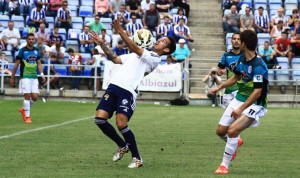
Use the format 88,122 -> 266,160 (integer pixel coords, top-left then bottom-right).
0,116 -> 94,140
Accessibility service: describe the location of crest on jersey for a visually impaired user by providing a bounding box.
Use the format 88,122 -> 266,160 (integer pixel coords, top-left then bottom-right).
248,66 -> 252,73
122,99 -> 128,105
34,50 -> 38,55
254,75 -> 263,83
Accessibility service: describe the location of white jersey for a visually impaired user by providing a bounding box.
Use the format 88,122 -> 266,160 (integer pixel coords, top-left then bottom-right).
109,49 -> 161,97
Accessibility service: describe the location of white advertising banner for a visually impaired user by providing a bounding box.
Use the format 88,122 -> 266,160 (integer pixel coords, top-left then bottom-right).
102,61 -> 182,92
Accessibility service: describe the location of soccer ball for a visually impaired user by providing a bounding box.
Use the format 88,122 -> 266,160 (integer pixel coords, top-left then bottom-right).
132,29 -> 153,48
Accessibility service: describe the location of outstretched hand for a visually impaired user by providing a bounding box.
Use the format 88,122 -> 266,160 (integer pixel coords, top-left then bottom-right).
210,87 -> 219,95
111,17 -> 123,33
90,30 -> 104,44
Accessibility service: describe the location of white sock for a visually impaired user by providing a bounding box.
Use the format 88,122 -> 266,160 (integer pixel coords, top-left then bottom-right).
23,100 -> 30,117
30,98 -> 35,107
221,137 -> 239,169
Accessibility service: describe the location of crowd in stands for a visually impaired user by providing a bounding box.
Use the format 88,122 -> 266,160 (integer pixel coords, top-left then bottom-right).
0,0 -> 192,90
222,0 -> 300,82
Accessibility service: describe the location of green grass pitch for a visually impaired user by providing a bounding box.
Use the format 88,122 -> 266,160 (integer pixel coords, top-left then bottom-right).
0,100 -> 299,178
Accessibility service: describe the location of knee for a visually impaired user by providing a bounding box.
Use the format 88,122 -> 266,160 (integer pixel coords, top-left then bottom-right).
216,128 -> 226,137
31,96 -> 38,101
116,120 -> 127,129
227,127 -> 239,138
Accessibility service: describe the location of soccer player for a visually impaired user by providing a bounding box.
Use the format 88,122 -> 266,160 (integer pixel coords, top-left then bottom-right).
9,33 -> 46,124
211,30 -> 268,174
90,18 -> 176,168
217,32 -> 242,108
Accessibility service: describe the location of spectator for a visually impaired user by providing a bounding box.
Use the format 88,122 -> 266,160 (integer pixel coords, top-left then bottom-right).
49,0 -> 62,17
49,41 -> 65,64
113,40 -> 127,56
114,4 -> 130,28
255,6 -> 270,33
157,16 -> 172,40
34,36 -> 47,61
270,20 -> 284,45
171,0 -> 190,18
0,0 -> 8,15
223,5 -> 240,33
7,0 -> 19,15
172,7 -> 187,26
19,0 -> 35,15
126,0 -> 142,18
109,0 -> 122,18
258,41 -> 281,69
56,0 -> 72,29
34,23 -> 50,45
171,38 -> 190,63
141,0 -> 153,15
79,26 -> 94,53
291,31 -> 300,58
126,13 -> 143,37
86,48 -> 106,91
35,0 -> 50,11
0,38 -> 5,51
49,25 -> 63,46
99,29 -> 111,47
142,3 -> 160,32
0,52 -> 12,76
174,18 -> 194,43
67,48 -> 82,90
155,0 -> 172,19
290,20 -> 300,37
0,21 -> 20,51
203,67 -> 222,107
271,7 -> 287,27
274,31 -> 293,68
87,15 -> 105,35
287,9 -> 299,28
27,4 -> 47,28
222,0 -> 240,12
94,0 -> 110,18
41,60 -> 61,89
240,6 -> 254,32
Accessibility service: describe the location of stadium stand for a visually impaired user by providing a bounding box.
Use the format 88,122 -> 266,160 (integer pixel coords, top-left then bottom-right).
79,6 -> 93,17
72,17 -> 84,30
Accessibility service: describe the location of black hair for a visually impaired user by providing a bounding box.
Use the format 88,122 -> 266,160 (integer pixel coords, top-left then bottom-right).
258,6 -> 264,10
165,36 -> 177,55
92,48 -> 99,54
118,40 -> 124,44
231,32 -> 240,38
101,29 -> 106,32
26,33 -> 35,39
264,41 -> 270,44
66,48 -> 74,53
240,30 -> 257,51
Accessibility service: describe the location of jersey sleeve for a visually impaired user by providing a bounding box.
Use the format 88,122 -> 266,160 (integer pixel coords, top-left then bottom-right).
218,54 -> 226,69
253,66 -> 267,88
140,49 -> 161,63
119,53 -> 134,64
16,48 -> 23,61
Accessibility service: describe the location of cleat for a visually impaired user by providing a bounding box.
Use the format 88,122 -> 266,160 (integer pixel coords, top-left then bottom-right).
128,157 -> 143,168
25,117 -> 32,124
231,138 -> 243,161
112,145 -> 129,162
215,165 -> 228,174
19,108 -> 26,122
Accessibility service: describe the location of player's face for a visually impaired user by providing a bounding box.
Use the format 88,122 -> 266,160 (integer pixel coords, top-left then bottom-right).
231,34 -> 240,50
152,37 -> 171,53
27,36 -> 35,47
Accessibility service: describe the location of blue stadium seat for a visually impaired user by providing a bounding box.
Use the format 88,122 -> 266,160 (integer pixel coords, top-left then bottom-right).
68,0 -> 79,7
277,70 -> 290,85
292,71 -> 300,84
268,70 -> 276,86
227,44 -> 232,51
11,15 -> 25,30
3,51 -> 13,63
269,0 -> 282,11
170,8 -> 178,16
80,0 -> 94,6
79,6 -> 93,17
80,53 -> 92,64
257,33 -> 270,45
0,27 -> 4,33
65,40 -> 79,52
68,28 -> 81,40
54,65 -> 68,75
72,17 -> 84,30
285,10 -> 293,17
0,15 -> 10,28
226,33 -> 233,45
101,18 -> 112,30
239,0 -> 252,8
84,17 -> 94,25
277,57 -> 289,69
292,58 -> 300,69
270,10 -> 277,18
46,16 -> 55,29
69,6 -> 77,17
106,29 -> 112,36
63,53 -> 70,64
284,0 -> 298,11
22,27 -> 29,38
83,65 -> 92,76
254,0 -> 267,10
58,28 -> 67,40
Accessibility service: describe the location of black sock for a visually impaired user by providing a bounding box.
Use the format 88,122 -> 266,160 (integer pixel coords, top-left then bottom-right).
95,117 -> 126,148
120,126 -> 141,160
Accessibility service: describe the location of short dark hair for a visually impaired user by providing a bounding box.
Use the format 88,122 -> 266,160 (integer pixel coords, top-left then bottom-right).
164,16 -> 170,19
66,48 -> 74,53
179,18 -> 185,21
278,20 -> 283,24
92,48 -> 99,54
258,6 -> 264,10
54,24 -> 59,29
264,41 -> 270,44
118,40 -> 124,45
165,36 -> 177,55
36,4 -> 43,8
177,8 -> 184,15
281,31 -> 288,36
101,29 -> 106,32
26,33 -> 35,39
231,32 -> 240,38
240,30 -> 257,51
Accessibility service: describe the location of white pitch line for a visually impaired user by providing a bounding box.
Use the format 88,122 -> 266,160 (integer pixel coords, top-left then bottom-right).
0,116 -> 94,140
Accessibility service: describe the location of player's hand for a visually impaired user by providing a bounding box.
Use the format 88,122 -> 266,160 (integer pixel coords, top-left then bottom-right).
90,30 -> 104,44
112,17 -> 123,33
41,76 -> 46,84
231,108 -> 243,119
9,77 -> 15,87
210,87 -> 219,95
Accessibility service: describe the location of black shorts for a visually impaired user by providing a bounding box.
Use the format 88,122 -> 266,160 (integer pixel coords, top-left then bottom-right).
91,67 -> 101,77
96,84 -> 136,120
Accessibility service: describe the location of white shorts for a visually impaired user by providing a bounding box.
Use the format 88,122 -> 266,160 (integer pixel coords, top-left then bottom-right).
19,78 -> 39,94
222,91 -> 238,108
219,98 -> 267,128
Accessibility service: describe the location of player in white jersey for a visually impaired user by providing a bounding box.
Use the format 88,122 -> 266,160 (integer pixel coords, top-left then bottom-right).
90,18 -> 176,168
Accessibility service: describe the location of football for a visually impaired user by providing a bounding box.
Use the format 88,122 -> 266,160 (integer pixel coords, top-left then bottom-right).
132,29 -> 153,48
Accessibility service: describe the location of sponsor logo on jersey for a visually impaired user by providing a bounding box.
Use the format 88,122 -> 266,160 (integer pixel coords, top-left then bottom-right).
26,55 -> 37,64
253,75 -> 263,83
122,99 -> 128,105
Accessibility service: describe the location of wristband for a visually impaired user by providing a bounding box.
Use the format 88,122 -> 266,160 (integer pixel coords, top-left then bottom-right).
41,72 -> 44,77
